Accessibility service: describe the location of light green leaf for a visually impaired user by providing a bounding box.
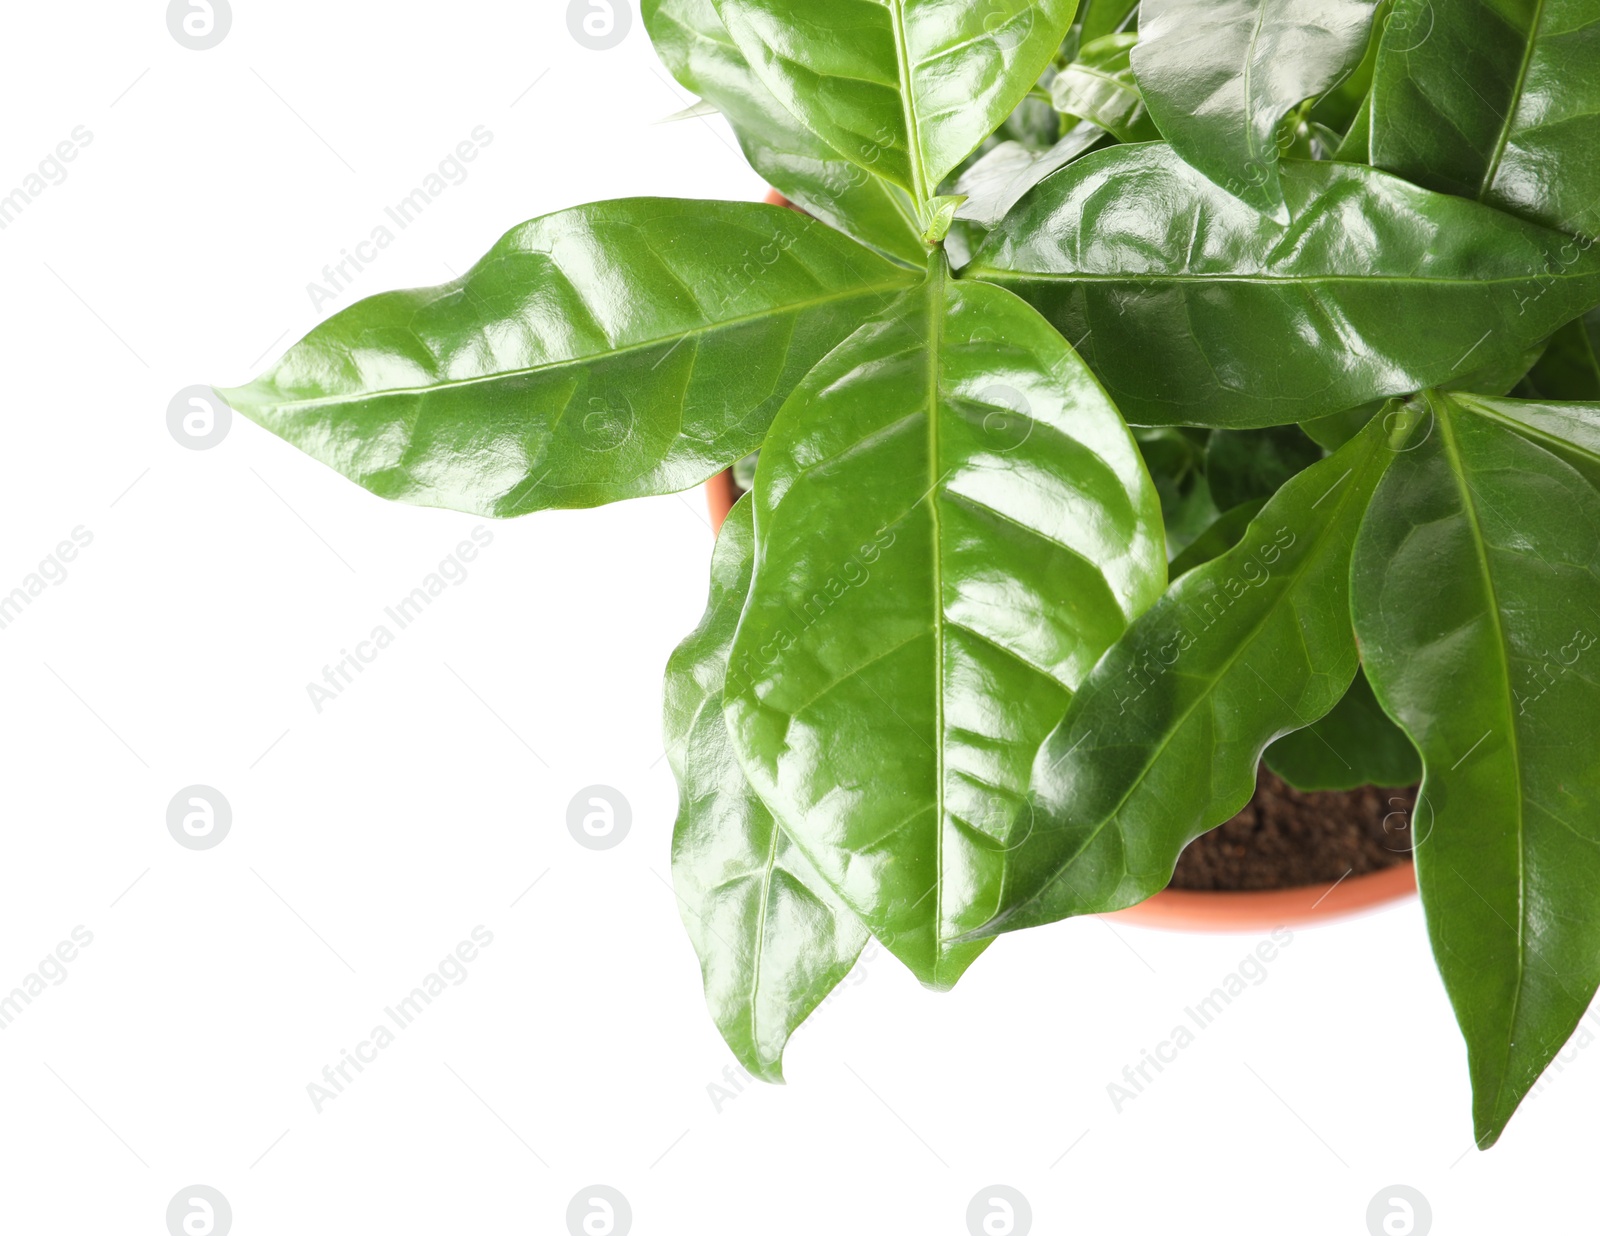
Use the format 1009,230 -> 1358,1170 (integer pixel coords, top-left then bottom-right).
709,0 -> 1080,201
921,194 -> 965,244
666,497 -> 869,1083
724,263 -> 1165,987
221,200 -> 916,516
1452,391 -> 1600,489
644,0 -> 926,265
1371,0 -> 1600,239
969,144 -> 1600,427
1051,34 -> 1160,144
1352,389 -> 1600,1148
955,122 -> 1104,229
1332,88 -> 1374,161
1132,0 -> 1379,220
968,408 -> 1411,938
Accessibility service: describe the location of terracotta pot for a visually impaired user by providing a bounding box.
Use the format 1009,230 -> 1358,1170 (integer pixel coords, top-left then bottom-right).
1105,860 -> 1416,932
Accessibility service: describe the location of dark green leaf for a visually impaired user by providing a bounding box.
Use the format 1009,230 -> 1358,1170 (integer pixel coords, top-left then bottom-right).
1131,0 -> 1379,220
1302,401 -> 1383,451
666,497 -> 869,1082
1051,34 -> 1160,144
969,144 -> 1600,427
709,0 -> 1079,200
1517,313 -> 1600,402
1263,667 -> 1420,791
1206,425 -> 1323,511
1351,389 -> 1600,1147
1371,0 -> 1600,239
1134,426 -> 1219,557
221,200 -> 917,516
1168,497 -> 1267,577
724,264 -> 1166,987
968,408 -> 1411,938
644,0 -> 926,266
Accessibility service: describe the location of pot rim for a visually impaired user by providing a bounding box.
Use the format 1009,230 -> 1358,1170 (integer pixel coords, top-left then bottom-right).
1105,859 -> 1416,933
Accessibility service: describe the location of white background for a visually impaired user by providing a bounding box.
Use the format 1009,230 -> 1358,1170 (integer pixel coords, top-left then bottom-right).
0,2 -> 1592,1233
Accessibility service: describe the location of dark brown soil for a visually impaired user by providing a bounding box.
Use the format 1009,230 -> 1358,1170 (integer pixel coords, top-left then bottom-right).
1170,768 -> 1416,891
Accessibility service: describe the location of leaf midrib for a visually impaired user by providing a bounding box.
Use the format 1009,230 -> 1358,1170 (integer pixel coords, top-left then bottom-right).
1434,394 -> 1528,1129
923,263 -> 951,980
967,269 -> 1588,289
231,275 -> 915,413
1480,0 -> 1547,199
888,0 -> 931,201
1241,0 -> 1274,168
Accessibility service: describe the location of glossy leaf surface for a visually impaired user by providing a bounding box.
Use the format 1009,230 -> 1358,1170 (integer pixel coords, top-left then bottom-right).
644,0 -> 926,265
969,144 -> 1600,427
1051,34 -> 1160,144
1352,391 -> 1600,1147
1263,667 -> 1420,791
971,411 -> 1406,938
221,200 -> 916,516
1371,0 -> 1600,239
1453,392 -> 1600,490
1310,0 -> 1393,136
1132,0 -> 1378,220
666,497 -> 868,1082
725,266 -> 1165,986
709,0 -> 1080,199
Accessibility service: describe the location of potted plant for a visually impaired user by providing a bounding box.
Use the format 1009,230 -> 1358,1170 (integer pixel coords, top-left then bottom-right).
220,0 -> 1600,1151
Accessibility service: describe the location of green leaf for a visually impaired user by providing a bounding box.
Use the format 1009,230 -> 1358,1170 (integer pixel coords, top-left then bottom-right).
1332,88 -> 1374,162
1302,401 -> 1384,451
1310,0 -> 1394,137
968,143 -> 1600,428
724,263 -> 1166,987
1206,425 -> 1323,511
967,408 -> 1411,938
1351,390 -> 1600,1148
1371,0 -> 1600,239
220,199 -> 917,516
1080,0 -> 1139,43
920,194 -> 965,244
643,0 -> 926,266
1452,391 -> 1600,490
1134,426 -> 1220,557
1263,667 -> 1420,791
1131,0 -> 1379,220
1051,34 -> 1160,144
709,0 -> 1080,201
1517,313 -> 1600,402
666,497 -> 869,1083
954,122 -> 1105,229
1168,497 -> 1266,577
